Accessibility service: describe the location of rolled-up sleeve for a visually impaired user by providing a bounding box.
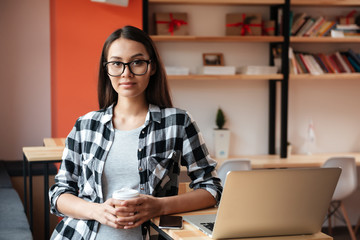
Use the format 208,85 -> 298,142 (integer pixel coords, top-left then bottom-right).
49,120 -> 82,217
182,112 -> 222,204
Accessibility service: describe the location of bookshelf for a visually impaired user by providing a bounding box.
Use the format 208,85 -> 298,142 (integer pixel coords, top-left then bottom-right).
143,0 -> 290,157
151,35 -> 284,42
143,0 -> 360,158
168,74 -> 283,81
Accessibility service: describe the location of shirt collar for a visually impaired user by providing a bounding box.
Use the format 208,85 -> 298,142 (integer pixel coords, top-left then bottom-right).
146,104 -> 162,125
102,104 -> 162,126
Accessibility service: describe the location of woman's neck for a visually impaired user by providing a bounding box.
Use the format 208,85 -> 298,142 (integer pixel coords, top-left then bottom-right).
113,98 -> 148,131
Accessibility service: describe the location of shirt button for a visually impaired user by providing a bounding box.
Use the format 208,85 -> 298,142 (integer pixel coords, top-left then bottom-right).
138,148 -> 142,152
141,131 -> 145,134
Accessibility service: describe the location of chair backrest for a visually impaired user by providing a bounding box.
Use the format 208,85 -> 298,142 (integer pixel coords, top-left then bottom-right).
322,156 -> 357,201
217,159 -> 251,186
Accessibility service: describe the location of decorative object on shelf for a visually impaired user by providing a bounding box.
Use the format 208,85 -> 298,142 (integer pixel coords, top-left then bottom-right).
155,13 -> 188,35
262,20 -> 275,36
239,66 -> 278,75
339,10 -> 357,25
214,108 -> 230,159
197,66 -> 236,75
287,142 -> 292,158
203,53 -> 224,66
226,13 -> 262,36
165,66 -> 190,75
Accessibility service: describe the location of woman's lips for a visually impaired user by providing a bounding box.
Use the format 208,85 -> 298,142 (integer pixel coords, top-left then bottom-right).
120,82 -> 136,88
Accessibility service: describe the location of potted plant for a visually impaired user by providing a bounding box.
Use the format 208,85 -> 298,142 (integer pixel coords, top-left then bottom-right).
213,108 -> 230,159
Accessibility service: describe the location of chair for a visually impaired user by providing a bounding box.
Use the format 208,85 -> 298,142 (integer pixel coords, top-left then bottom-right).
217,159 -> 251,186
322,156 -> 357,240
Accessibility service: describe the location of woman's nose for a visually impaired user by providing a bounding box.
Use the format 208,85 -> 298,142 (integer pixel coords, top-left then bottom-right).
122,64 -> 133,77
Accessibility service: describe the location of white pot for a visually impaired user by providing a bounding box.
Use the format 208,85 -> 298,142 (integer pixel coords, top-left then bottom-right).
213,129 -> 230,159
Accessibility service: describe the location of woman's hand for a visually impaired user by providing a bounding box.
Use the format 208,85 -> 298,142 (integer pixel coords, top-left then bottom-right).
115,194 -> 164,229
92,198 -> 137,229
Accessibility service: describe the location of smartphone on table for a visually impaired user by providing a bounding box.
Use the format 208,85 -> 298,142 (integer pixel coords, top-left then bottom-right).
159,215 -> 183,229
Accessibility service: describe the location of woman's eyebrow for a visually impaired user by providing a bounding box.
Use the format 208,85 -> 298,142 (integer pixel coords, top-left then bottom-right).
108,53 -> 145,61
130,53 -> 145,58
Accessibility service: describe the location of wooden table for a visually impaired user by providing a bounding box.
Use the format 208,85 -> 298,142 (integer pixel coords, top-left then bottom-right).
22,146 -> 63,240
150,208 -> 333,240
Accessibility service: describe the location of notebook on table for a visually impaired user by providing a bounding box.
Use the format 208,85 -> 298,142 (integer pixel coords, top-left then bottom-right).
183,168 -> 341,239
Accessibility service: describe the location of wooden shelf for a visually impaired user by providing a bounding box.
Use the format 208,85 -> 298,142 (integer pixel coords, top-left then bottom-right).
290,73 -> 360,80
291,0 -> 360,6
149,0 -> 284,5
151,35 -> 284,42
167,74 -> 283,80
291,37 -> 360,43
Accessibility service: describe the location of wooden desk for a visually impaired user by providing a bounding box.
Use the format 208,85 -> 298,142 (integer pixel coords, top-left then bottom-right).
22,146 -> 63,240
151,208 -> 333,240
216,153 -> 360,169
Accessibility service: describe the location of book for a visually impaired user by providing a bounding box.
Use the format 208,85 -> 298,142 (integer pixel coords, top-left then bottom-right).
313,54 -> 330,73
288,47 -> 298,74
334,52 -> 351,73
304,16 -> 325,37
317,21 -> 337,37
340,52 -> 356,72
347,49 -> 360,66
296,18 -> 315,36
321,21 -> 337,37
295,53 -> 309,73
277,8 -> 283,36
347,55 -> 360,72
318,53 -> 335,73
306,55 -> 323,75
328,54 -> 343,73
291,12 -> 307,35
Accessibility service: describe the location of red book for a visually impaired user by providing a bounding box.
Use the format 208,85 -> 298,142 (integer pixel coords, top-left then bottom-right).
318,53 -> 335,73
330,54 -> 345,73
327,55 -> 342,73
298,53 -> 311,73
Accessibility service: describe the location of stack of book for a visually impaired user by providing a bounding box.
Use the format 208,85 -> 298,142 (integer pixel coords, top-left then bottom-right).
331,24 -> 360,37
291,13 -> 337,37
289,48 -> 360,75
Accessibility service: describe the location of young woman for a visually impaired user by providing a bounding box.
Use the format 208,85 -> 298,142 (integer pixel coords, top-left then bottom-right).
49,25 -> 222,240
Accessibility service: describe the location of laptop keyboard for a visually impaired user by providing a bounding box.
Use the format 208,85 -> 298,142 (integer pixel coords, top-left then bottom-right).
200,222 -> 215,231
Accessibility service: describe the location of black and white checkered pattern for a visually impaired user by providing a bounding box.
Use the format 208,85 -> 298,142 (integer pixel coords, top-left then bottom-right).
49,104 -> 222,240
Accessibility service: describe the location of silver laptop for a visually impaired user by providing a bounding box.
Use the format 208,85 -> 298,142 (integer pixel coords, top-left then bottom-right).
183,168 -> 341,239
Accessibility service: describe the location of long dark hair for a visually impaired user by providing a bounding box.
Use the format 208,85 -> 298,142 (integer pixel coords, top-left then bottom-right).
98,25 -> 173,109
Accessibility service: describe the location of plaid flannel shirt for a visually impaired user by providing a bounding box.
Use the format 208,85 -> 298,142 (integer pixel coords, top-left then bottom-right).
49,104 -> 222,240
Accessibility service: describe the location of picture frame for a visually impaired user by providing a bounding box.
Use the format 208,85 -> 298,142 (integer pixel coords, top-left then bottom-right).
203,53 -> 224,66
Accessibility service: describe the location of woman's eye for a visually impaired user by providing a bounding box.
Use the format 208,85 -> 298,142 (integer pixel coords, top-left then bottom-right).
132,60 -> 144,66
112,62 -> 122,66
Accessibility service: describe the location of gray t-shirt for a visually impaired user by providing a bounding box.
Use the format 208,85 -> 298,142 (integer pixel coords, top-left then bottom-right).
96,126 -> 142,239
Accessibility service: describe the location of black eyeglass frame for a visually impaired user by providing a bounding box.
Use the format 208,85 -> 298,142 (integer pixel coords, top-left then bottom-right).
103,59 -> 152,77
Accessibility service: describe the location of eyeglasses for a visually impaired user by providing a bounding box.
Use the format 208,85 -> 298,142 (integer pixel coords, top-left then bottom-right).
104,59 -> 152,77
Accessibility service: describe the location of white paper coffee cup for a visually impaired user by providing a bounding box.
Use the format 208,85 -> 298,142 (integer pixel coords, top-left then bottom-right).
112,188 -> 139,200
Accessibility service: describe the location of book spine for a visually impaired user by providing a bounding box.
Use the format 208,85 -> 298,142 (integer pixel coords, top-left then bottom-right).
334,51 -> 351,73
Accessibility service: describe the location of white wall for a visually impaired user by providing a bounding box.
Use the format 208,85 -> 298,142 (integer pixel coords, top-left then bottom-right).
0,0 -> 51,160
